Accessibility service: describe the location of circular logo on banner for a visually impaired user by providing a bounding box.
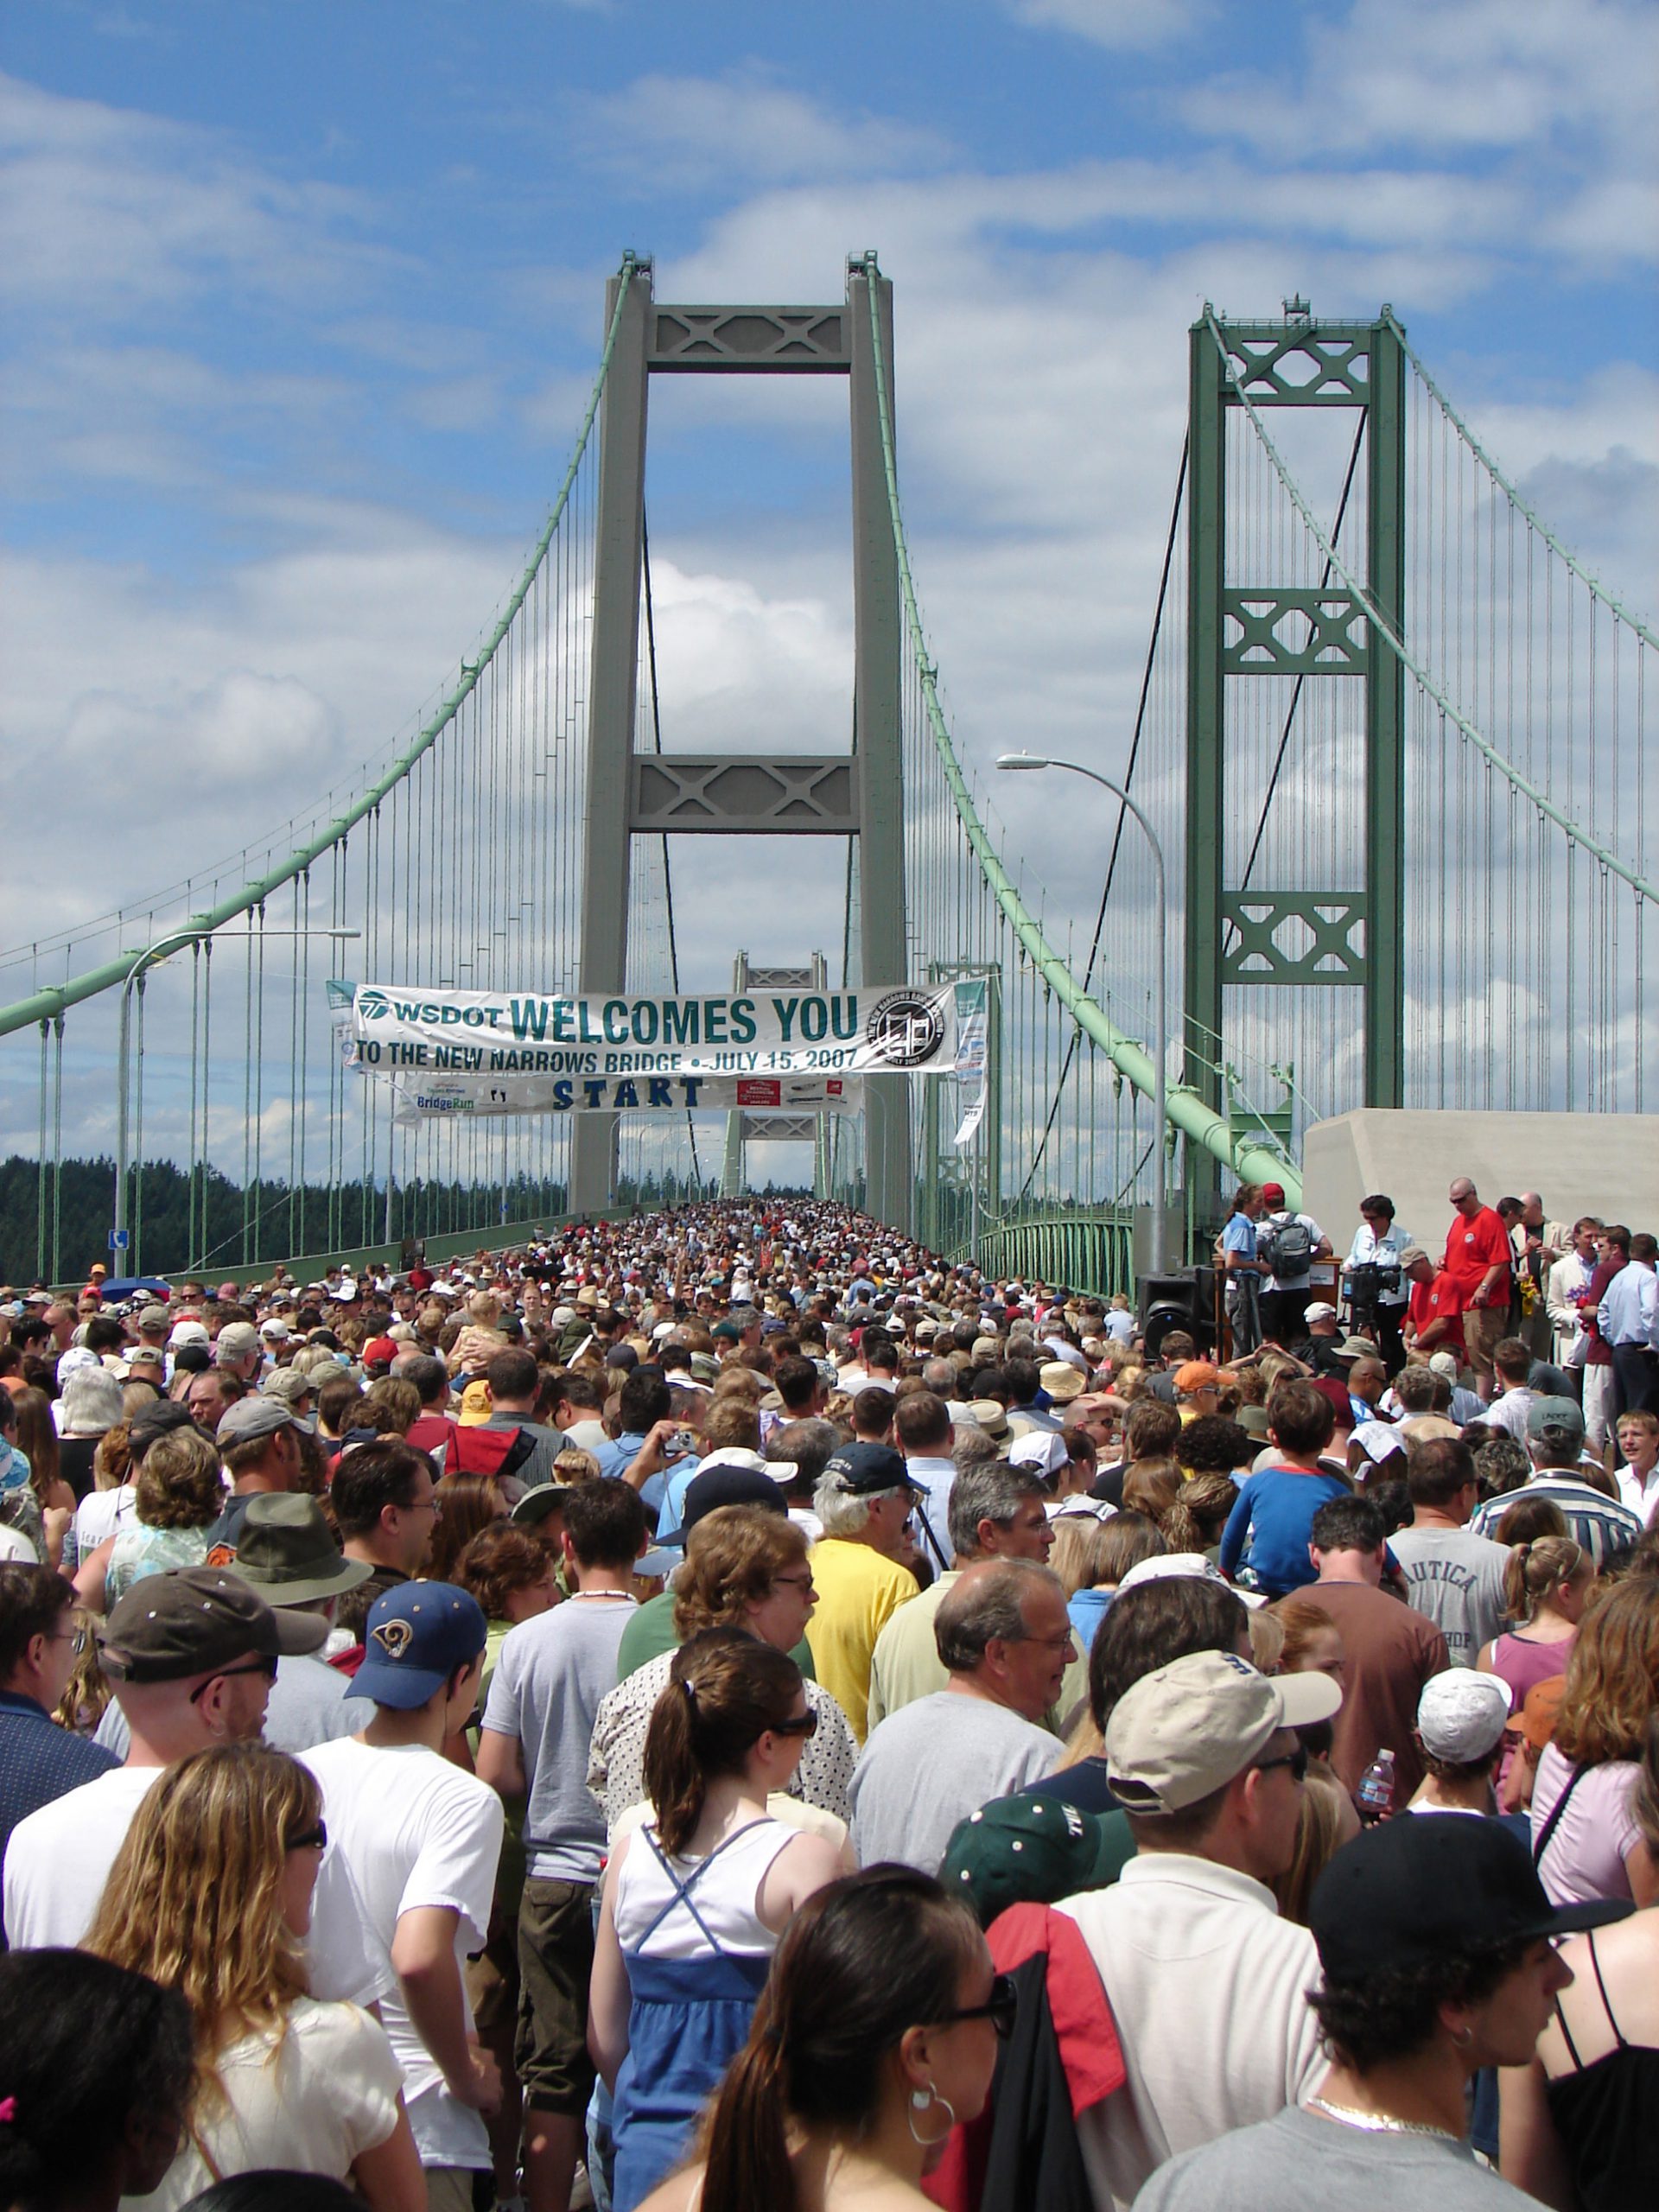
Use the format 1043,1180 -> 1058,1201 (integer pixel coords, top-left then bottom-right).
357,989 -> 391,1021
865,990 -> 945,1068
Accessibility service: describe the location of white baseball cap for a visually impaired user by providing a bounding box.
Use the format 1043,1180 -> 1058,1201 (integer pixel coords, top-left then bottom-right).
1416,1669 -> 1511,1763
1116,1551 -> 1267,1608
1008,1430 -> 1070,1480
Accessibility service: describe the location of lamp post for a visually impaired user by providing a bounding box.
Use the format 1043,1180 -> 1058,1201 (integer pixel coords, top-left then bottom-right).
995,753 -> 1169,1277
112,925 -> 361,1272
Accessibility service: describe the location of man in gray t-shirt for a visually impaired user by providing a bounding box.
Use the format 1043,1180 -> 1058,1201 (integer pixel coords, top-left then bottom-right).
1387,1436 -> 1510,1665
849,1559 -> 1069,1873
475,1479 -> 648,2212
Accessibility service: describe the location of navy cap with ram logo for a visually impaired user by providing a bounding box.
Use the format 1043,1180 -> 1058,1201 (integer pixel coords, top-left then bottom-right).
346,1581 -> 488,1710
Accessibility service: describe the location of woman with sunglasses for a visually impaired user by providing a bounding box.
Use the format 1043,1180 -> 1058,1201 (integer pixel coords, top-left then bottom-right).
84,1742 -> 423,2210
636,1865 -> 1007,2212
590,1627 -> 847,2211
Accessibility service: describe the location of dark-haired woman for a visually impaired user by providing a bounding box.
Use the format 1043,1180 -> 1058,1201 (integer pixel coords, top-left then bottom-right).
589,1627 -> 844,2210
636,1865 -> 1005,2212
0,1947 -> 193,2212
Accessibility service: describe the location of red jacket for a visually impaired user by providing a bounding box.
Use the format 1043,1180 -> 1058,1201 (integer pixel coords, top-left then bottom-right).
925,1904 -> 1124,2212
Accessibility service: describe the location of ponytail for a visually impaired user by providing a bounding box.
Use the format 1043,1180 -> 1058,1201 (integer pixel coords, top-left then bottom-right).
644,1627 -> 803,1856
643,1666 -> 706,1858
1503,1535 -> 1585,1624
697,2001 -> 796,2212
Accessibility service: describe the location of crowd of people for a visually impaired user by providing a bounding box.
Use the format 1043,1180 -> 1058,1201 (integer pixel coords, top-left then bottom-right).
0,1182 -> 1656,2212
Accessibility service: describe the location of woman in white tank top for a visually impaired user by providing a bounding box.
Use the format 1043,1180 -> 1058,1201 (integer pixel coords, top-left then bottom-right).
589,1628 -> 845,2212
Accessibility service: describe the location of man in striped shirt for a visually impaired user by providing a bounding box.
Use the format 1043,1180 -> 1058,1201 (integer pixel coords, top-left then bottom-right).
1466,1397 -> 1642,1571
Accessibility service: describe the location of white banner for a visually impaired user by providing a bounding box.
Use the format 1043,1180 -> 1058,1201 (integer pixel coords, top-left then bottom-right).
953,1084 -> 987,1148
347,978 -> 981,1081
387,1071 -> 861,1125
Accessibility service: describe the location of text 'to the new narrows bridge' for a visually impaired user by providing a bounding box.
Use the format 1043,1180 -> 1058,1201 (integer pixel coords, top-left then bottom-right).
3,253 -> 1654,1293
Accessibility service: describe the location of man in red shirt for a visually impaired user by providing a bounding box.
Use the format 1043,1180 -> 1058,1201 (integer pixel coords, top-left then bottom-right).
1402,1243 -> 1465,1362
1443,1178 -> 1513,1399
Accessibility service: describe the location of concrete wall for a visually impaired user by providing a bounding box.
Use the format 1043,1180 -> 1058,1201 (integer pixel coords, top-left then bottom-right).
1302,1109 -> 1659,1255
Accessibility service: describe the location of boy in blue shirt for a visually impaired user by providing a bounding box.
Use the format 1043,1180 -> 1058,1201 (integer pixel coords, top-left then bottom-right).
1220,1379 -> 1351,1597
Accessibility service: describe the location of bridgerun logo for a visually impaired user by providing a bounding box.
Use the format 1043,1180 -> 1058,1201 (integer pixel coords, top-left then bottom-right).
865,989 -> 944,1068
357,989 -> 391,1020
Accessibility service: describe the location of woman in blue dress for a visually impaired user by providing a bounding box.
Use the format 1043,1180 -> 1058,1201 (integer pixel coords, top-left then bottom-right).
588,1627 -> 847,2212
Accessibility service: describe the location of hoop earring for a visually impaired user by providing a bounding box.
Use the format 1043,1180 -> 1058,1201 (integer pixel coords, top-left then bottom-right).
1451,2024 -> 1473,2050
908,2083 -> 958,2148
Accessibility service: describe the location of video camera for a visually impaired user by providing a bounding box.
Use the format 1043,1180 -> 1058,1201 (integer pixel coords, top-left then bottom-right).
1341,1260 -> 1402,1328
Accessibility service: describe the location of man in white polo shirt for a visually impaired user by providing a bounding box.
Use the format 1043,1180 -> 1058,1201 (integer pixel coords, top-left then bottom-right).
1056,1649 -> 1341,2210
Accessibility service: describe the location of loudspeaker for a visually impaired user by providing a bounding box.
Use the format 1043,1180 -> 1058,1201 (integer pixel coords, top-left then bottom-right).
1138,1266 -> 1217,1357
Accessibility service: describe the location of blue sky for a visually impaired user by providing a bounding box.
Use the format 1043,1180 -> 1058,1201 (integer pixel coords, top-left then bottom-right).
2,0 -> 1656,1157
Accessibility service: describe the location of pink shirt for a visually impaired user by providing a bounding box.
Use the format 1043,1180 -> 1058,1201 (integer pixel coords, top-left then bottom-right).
1531,1744 -> 1643,1904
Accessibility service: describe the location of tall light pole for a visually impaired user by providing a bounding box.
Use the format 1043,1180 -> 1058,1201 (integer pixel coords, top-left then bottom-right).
112,925 -> 360,1273
995,753 -> 1169,1278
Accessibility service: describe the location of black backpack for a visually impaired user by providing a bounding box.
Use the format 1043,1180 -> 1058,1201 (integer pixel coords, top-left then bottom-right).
1260,1214 -> 1314,1282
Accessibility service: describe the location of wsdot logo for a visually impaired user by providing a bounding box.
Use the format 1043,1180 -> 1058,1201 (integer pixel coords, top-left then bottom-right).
357,990 -> 391,1020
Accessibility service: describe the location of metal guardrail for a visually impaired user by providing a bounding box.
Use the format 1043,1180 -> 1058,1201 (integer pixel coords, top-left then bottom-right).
947,1211 -> 1137,1299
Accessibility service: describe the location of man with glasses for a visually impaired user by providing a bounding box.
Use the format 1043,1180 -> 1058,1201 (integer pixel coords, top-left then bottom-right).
849,1558 -> 1071,1875
331,1437 -> 443,1638
1054,1649 -> 1341,2209
1,1566 -> 332,1950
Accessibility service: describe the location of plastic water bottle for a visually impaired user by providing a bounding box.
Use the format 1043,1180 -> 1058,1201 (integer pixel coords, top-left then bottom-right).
1357,1749 -> 1396,1824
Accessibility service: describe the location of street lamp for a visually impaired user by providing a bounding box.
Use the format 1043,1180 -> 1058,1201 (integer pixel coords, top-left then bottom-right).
113,925 -> 361,1272
995,752 -> 1169,1276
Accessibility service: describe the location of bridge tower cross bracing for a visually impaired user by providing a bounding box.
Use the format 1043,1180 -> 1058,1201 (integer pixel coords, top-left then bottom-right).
570,260 -> 914,1229
719,954 -> 839,1199
1185,304 -> 1406,1211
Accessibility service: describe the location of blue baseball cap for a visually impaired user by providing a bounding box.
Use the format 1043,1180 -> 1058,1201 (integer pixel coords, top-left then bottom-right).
347,1581 -> 488,1710
825,1440 -> 924,1497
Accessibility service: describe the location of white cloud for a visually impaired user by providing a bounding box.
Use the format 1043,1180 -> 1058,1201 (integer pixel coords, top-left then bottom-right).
0,70 -> 387,319
569,70 -> 954,192
1182,0 -> 1656,165
3,41 -> 1654,1165
1008,0 -> 1212,51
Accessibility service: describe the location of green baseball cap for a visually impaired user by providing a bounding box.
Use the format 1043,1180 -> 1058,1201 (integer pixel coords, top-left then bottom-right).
940,1790 -> 1135,1928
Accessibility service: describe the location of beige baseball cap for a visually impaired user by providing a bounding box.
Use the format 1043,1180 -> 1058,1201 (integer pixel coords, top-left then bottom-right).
1105,1649 -> 1342,1813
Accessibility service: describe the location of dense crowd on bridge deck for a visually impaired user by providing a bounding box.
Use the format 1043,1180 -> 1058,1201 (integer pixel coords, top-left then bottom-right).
0,1182 -> 1656,2212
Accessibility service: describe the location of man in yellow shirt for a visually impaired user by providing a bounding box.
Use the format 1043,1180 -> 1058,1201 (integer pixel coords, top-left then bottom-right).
803,1442 -> 920,1742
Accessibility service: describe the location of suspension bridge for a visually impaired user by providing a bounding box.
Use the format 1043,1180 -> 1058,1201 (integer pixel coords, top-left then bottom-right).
3,252 -> 1654,1293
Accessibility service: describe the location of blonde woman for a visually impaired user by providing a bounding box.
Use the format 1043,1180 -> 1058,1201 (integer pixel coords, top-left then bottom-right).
1049,1514 -> 1120,1658
86,1741 -> 421,2210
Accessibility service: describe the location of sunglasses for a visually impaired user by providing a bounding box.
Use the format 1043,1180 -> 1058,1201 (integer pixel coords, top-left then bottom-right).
1254,1744 -> 1310,1784
770,1710 -> 819,1738
188,1653 -> 280,1702
935,1971 -> 1019,2040
284,1820 -> 328,1853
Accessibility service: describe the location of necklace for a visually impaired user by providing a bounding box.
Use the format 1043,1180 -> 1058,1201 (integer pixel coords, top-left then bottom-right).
1308,2096 -> 1459,2143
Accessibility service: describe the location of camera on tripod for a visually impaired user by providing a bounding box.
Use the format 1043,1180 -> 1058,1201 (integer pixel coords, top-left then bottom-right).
1342,1260 -> 1401,1327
